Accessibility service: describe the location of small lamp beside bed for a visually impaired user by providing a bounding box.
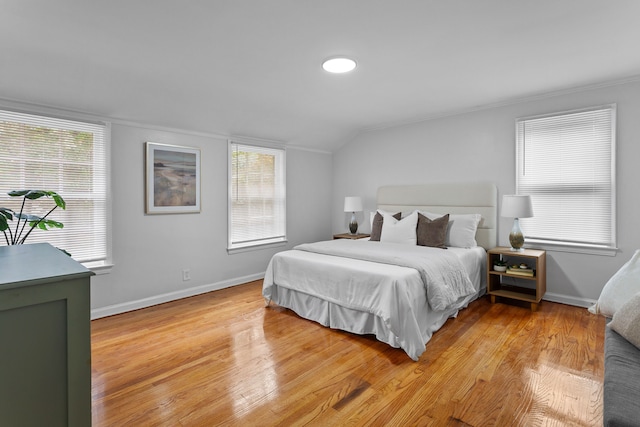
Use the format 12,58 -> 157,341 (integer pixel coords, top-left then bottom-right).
501,194 -> 533,251
344,196 -> 363,234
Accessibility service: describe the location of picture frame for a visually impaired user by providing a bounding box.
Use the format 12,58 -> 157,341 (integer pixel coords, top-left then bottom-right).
145,142 -> 201,214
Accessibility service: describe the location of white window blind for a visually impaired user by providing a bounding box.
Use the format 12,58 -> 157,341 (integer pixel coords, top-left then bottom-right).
228,141 -> 286,250
0,109 -> 109,264
516,105 -> 616,249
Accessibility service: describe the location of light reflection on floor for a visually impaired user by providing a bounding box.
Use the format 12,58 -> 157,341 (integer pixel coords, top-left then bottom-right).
524,362 -> 601,426
229,313 -> 279,418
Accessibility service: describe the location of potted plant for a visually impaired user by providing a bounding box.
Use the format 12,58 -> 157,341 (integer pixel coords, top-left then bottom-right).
493,259 -> 508,272
0,190 -> 66,246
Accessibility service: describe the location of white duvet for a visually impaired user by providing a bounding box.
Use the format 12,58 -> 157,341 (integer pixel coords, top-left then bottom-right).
294,240 -> 475,311
263,239 -> 483,360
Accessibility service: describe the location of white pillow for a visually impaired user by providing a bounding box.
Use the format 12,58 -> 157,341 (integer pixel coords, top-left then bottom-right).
380,210 -> 418,245
420,212 -> 481,248
589,249 -> 640,317
370,209 -> 396,230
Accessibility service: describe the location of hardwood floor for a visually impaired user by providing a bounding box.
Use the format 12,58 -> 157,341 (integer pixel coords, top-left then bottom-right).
91,280 -> 605,426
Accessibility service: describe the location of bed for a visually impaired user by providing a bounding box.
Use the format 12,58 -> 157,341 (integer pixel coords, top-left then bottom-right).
263,182 -> 497,360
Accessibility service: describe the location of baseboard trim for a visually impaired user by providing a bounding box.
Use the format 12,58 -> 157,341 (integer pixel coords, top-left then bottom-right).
543,292 -> 597,309
90,272 -> 264,320
91,277 -> 597,319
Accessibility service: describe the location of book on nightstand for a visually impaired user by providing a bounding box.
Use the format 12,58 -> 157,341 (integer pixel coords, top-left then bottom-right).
506,267 -> 535,277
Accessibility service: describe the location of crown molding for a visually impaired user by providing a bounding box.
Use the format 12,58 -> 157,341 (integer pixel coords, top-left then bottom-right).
361,74 -> 640,135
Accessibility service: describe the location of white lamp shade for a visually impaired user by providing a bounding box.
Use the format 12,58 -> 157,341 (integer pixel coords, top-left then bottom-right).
344,196 -> 363,212
501,195 -> 533,218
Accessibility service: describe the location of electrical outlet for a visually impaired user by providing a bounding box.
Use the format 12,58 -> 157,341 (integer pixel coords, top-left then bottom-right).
182,269 -> 191,281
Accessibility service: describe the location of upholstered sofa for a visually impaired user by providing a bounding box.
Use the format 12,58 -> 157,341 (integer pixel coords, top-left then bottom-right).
590,250 -> 640,426
604,323 -> 640,426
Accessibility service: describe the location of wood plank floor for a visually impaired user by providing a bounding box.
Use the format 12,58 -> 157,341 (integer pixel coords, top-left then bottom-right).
91,280 -> 605,426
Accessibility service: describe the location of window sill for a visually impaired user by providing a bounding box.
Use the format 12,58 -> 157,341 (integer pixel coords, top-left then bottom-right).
525,239 -> 618,257
82,261 -> 114,275
227,240 -> 287,255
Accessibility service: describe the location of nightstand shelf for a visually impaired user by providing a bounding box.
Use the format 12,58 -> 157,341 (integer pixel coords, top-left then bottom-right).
487,247 -> 546,311
333,233 -> 370,240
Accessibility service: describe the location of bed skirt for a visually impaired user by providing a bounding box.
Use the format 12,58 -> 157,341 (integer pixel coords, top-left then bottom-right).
266,284 -> 483,361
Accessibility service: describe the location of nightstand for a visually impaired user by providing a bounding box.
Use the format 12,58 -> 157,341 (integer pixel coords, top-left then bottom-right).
333,233 -> 370,240
487,247 -> 546,311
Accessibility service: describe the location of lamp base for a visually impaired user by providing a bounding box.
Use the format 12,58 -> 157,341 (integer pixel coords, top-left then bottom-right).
508,218 -> 525,251
349,212 -> 358,234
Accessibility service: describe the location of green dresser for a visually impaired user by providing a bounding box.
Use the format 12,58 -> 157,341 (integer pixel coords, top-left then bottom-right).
0,243 -> 93,427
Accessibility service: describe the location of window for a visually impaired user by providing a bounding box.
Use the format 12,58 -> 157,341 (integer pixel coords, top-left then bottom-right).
516,104 -> 616,254
228,140 -> 286,252
0,109 -> 110,267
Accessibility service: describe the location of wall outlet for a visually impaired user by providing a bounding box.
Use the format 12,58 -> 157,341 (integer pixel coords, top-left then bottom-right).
182,269 -> 191,281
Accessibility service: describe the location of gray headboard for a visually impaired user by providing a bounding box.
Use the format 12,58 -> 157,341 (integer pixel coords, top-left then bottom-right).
376,182 -> 498,250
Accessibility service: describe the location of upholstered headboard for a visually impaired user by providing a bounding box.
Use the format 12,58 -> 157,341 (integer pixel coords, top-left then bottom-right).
376,182 -> 498,250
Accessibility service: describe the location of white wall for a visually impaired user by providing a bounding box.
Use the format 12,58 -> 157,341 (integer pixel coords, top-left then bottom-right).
91,123 -> 333,317
332,79 -> 640,306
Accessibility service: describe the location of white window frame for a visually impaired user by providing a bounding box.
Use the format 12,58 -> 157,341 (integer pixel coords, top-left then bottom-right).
227,139 -> 286,254
515,104 -> 617,256
0,108 -> 112,271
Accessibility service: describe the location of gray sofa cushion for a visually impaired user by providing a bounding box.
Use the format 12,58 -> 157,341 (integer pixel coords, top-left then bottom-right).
604,325 -> 640,426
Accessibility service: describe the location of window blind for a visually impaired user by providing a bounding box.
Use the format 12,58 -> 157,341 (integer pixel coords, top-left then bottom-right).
0,109 -> 109,264
516,105 -> 616,248
228,141 -> 286,250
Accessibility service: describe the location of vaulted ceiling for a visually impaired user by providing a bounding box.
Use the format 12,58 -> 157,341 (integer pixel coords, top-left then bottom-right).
2,1 -> 640,152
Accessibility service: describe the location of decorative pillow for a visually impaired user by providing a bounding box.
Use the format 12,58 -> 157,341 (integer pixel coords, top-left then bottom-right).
589,249 -> 640,317
609,291 -> 640,350
417,213 -> 449,249
380,210 -> 418,245
420,212 -> 481,248
369,210 -> 401,241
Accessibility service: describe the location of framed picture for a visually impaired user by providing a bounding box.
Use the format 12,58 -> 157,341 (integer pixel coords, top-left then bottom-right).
145,142 -> 201,214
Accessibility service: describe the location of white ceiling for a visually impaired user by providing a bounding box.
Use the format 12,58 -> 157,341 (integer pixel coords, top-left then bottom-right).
2,1 -> 640,152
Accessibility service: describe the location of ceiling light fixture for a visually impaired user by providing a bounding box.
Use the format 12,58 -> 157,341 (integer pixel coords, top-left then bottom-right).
322,57 -> 357,74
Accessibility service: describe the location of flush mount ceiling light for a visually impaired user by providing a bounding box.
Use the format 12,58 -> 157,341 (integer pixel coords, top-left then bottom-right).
322,57 -> 357,74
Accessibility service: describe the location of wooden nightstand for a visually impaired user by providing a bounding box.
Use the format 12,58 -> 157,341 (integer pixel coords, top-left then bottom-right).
487,247 -> 546,311
333,233 -> 370,240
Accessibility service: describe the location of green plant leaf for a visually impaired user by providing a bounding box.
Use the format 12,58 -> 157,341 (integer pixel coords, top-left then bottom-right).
17,213 -> 41,222
9,190 -> 65,208
24,190 -> 48,200
47,219 -> 64,229
56,247 -> 72,257
51,193 -> 66,209
0,207 -> 14,220
30,218 -> 63,230
5,190 -> 66,244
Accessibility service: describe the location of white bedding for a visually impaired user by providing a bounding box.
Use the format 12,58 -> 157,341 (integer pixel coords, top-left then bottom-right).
263,239 -> 486,360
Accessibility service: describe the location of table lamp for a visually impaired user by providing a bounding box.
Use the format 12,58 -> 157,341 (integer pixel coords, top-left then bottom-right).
501,195 -> 533,251
344,196 -> 363,234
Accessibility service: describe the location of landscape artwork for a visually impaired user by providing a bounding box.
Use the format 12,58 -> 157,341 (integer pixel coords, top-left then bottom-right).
145,142 -> 200,214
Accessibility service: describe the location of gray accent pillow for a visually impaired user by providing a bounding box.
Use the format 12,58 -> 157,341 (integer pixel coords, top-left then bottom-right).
417,213 -> 449,249
369,211 -> 401,241
609,291 -> 640,350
